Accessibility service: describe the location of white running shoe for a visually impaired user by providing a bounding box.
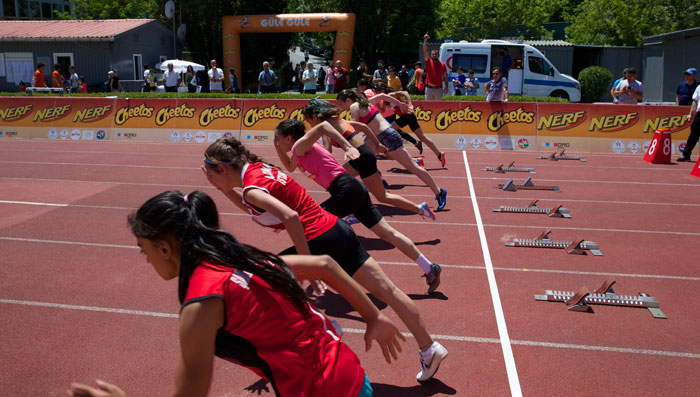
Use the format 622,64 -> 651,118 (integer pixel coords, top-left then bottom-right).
418,202 -> 436,221
416,341 -> 448,382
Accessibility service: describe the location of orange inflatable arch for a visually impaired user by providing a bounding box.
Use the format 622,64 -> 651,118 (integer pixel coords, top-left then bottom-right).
222,13 -> 356,89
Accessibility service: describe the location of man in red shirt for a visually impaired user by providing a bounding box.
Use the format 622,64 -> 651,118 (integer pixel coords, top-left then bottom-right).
422,33 -> 448,100
32,62 -> 46,88
332,60 -> 349,93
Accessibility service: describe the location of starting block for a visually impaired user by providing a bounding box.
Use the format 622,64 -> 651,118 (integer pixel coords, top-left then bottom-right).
537,149 -> 586,162
505,229 -> 603,256
482,161 -> 536,174
643,128 -> 672,164
534,278 -> 667,319
498,177 -> 560,192
493,199 -> 571,218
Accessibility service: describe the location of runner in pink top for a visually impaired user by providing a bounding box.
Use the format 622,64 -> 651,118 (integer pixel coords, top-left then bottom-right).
292,140 -> 347,189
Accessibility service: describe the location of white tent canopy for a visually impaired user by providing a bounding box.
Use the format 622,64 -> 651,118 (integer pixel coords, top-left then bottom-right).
155,59 -> 205,73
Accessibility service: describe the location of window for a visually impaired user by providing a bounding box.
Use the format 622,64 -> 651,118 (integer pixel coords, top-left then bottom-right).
528,56 -> 552,76
451,54 -> 488,74
133,54 -> 142,80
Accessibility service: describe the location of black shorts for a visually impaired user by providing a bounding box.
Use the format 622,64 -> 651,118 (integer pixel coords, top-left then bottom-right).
348,144 -> 379,179
394,113 -> 421,131
279,219 -> 369,276
322,173 -> 383,229
385,114 -> 397,124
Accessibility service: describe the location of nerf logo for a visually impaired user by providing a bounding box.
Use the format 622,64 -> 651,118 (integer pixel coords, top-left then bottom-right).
155,103 -> 196,126
588,112 -> 639,132
435,106 -> 482,131
33,105 -> 71,122
199,104 -> 241,127
0,105 -> 33,121
487,107 -> 535,132
243,104 -> 286,127
288,107 -> 306,122
114,104 -> 154,125
412,106 -> 432,122
642,115 -> 689,133
73,105 -> 112,123
537,111 -> 586,131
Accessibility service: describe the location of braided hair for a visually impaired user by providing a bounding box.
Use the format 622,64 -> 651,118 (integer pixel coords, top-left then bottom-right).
127,190 -> 309,307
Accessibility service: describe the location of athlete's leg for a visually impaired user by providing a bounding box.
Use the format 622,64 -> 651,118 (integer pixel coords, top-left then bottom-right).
369,218 -> 421,261
362,172 -> 421,214
352,257 -> 433,350
386,148 -> 440,195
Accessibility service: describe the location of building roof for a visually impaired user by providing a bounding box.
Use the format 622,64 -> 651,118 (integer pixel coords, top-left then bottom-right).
0,19 -> 155,42
524,40 -> 573,47
642,27 -> 700,42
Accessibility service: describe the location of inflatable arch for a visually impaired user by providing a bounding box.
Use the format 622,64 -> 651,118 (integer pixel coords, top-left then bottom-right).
222,13 -> 356,89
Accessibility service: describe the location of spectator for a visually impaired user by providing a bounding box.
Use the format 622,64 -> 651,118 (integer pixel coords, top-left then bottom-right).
110,69 -> 124,93
51,64 -> 63,89
398,64 -> 410,90
332,60 -> 349,93
163,63 -> 181,92
452,66 -> 467,96
68,66 -> 79,93
304,48 -> 309,62
225,67 -> 239,94
79,76 -> 87,93
301,61 -> 317,94
678,84 -> 700,162
32,62 -> 46,88
611,68 -> 628,104
501,48 -> 514,79
325,63 -> 335,94
356,59 -> 372,81
268,57 -> 278,92
297,61 -> 306,94
676,67 -> 699,106
465,69 -> 480,96
422,33 -> 449,100
373,60 -> 388,85
19,81 -> 27,92
485,67 -> 508,102
185,65 -> 197,93
407,61 -> 424,95
258,61 -> 277,94
208,59 -> 224,93
386,66 -> 401,91
317,64 -> 326,91
142,65 -> 152,92
613,67 -> 642,104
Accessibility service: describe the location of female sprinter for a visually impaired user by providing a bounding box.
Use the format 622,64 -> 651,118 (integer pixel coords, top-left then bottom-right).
336,88 -> 447,211
274,118 -> 443,295
372,85 -> 446,168
202,139 -> 448,382
304,98 -> 436,220
70,190 -> 404,396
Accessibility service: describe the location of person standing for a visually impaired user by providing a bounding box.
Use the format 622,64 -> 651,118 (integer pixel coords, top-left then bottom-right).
373,60 -> 388,85
407,61 -> 424,95
32,62 -> 46,88
142,65 -> 152,92
185,65 -> 197,93
421,34 -> 448,100
613,67 -> 642,104
208,59 -> 224,93
611,68 -> 628,104
325,63 -> 336,94
452,67 -> 467,96
676,68 -> 699,106
678,84 -> 700,162
68,66 -> 79,93
356,59 -> 372,81
386,66 -> 401,91
302,62 -> 317,94
501,48 -> 514,79
110,69 -> 124,93
465,69 -> 480,96
51,64 -> 63,89
78,76 -> 87,93
485,67 -> 508,102
258,61 -> 277,94
398,64 -> 410,90
333,60 -> 349,93
225,67 -> 239,93
163,63 -> 181,92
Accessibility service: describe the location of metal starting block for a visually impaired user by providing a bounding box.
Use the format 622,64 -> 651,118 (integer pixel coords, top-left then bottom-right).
505,229 -> 603,255
497,177 -> 560,192
482,161 -> 536,174
493,199 -> 571,218
537,149 -> 586,162
534,278 -> 667,319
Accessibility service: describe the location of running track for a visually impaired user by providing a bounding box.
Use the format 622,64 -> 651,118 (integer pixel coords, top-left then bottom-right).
1,139 -> 699,396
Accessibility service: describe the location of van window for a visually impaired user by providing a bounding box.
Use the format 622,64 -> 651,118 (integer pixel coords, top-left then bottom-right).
528,56 -> 552,76
451,54 -> 488,74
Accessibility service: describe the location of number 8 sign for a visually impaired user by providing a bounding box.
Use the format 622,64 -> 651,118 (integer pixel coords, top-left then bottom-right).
643,129 -> 672,164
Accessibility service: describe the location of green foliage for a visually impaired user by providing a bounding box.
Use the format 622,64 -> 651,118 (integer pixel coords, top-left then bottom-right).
577,66 -> 612,103
55,0 -> 160,20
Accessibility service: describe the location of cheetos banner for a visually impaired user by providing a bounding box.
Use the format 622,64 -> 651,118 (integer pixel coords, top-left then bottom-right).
0,97 -> 692,155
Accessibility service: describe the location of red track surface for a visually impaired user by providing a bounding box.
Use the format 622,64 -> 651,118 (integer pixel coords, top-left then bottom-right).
1,139 -> 699,396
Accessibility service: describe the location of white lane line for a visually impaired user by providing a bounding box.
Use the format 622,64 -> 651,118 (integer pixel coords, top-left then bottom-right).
0,236 -> 136,249
0,200 -> 68,207
4,298 -> 698,359
462,150 -> 522,396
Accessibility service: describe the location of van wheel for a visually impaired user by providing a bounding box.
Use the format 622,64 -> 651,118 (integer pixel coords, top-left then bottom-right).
550,90 -> 569,100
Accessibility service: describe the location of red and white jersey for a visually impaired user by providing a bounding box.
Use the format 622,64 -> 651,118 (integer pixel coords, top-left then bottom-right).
241,162 -> 337,241
183,261 -> 365,397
